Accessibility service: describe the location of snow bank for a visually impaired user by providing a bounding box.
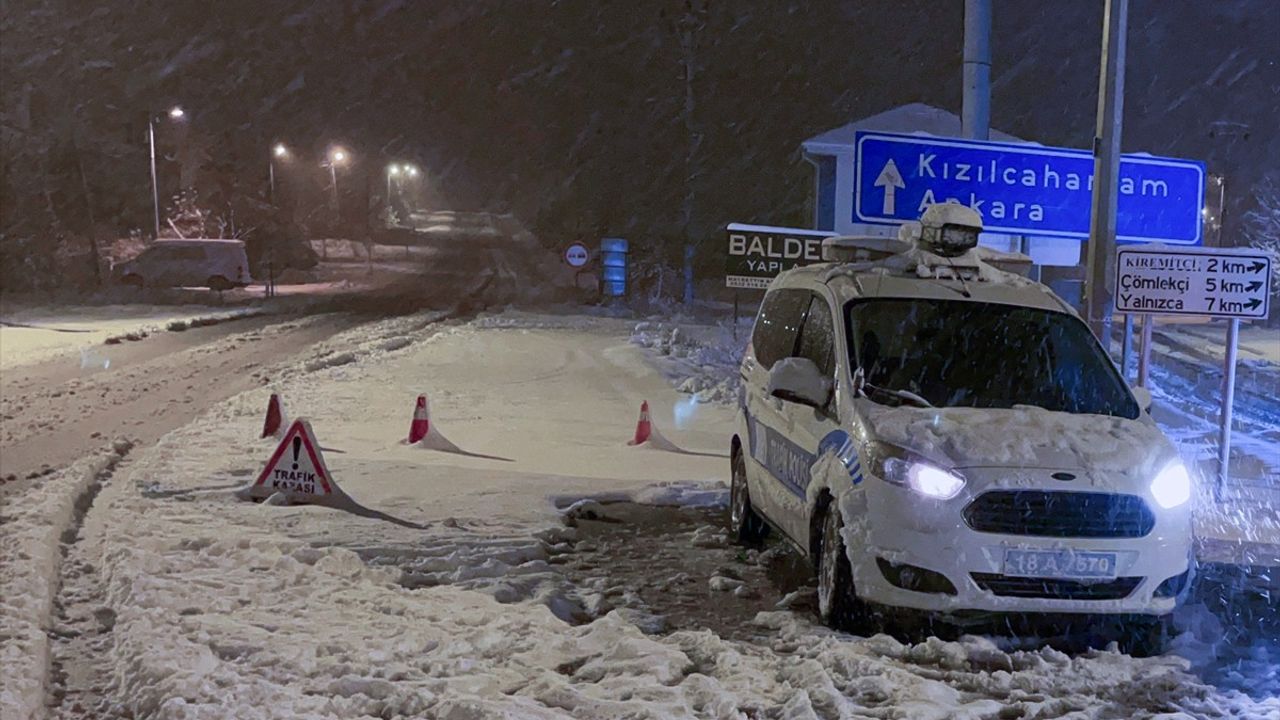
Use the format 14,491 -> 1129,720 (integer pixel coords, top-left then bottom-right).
0,305 -> 260,371
553,481 -> 729,517
0,441 -> 130,719
631,320 -> 745,405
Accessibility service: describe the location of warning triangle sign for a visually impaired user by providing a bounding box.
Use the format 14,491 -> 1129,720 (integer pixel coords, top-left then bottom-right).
248,419 -> 335,500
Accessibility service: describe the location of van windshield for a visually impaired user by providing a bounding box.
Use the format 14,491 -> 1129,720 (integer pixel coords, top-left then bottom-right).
846,298 -> 1139,419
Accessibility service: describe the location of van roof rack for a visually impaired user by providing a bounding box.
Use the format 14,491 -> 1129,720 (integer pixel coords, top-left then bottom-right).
821,235 -> 909,264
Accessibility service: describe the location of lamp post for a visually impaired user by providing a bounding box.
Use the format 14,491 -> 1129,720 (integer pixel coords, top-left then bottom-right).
398,165 -> 419,222
270,143 -> 288,205
148,105 -> 185,237
327,148 -> 348,216
386,163 -> 401,203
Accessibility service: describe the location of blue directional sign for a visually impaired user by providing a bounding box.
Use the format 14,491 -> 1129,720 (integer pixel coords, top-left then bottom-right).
853,131 -> 1205,245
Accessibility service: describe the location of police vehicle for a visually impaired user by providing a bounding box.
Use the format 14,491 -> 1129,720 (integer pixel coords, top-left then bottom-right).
730,204 -> 1193,652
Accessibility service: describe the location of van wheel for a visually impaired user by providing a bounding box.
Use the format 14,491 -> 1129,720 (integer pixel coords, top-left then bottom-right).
816,504 -> 868,631
729,447 -> 769,546
121,274 -> 144,288
207,275 -> 233,292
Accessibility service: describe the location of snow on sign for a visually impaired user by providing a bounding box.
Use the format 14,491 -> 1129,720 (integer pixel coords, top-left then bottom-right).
1114,246 -> 1271,319
563,242 -> 590,268
725,223 -> 835,289
248,419 -> 335,500
854,131 -> 1205,245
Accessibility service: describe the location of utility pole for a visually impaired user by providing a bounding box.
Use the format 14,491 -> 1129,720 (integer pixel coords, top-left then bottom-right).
676,0 -> 706,305
962,0 -> 991,140
1084,0 -> 1129,342
148,116 -> 161,238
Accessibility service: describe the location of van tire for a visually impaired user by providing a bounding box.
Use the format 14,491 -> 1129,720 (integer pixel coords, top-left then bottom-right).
207,275 -> 233,292
121,274 -> 144,288
816,504 -> 868,632
729,447 -> 769,546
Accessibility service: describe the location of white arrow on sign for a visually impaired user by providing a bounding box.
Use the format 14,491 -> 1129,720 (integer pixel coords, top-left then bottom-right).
874,159 -> 906,215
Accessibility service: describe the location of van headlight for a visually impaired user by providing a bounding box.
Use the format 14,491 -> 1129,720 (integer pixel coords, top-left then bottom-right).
871,444 -> 966,500
1150,460 -> 1192,509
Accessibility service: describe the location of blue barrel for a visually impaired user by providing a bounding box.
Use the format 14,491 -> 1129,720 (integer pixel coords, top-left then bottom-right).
600,237 -> 628,297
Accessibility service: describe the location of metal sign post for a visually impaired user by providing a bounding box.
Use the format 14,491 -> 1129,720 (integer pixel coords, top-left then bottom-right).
1137,313 -> 1153,388
732,291 -> 740,341
1120,313 -> 1135,378
1218,318 -> 1240,495
1113,245 -> 1271,496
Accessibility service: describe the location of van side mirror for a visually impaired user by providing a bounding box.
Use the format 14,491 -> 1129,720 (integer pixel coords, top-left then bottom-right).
1131,386 -> 1153,413
767,357 -> 832,409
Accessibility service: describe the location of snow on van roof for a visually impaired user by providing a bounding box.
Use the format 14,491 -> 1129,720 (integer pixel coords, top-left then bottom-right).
775,244 -> 1072,314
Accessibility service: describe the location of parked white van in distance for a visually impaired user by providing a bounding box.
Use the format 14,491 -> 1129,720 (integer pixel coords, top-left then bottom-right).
114,238 -> 252,291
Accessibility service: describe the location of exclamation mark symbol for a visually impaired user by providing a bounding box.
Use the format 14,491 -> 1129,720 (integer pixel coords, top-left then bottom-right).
291,436 -> 301,470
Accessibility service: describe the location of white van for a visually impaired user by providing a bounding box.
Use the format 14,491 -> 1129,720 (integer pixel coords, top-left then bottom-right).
730,206 -> 1193,653
115,239 -> 252,290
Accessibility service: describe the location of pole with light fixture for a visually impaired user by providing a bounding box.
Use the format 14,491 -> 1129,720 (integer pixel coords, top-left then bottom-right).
148,106 -> 184,237
327,147 -> 348,217
270,143 -> 288,206
386,163 -> 400,204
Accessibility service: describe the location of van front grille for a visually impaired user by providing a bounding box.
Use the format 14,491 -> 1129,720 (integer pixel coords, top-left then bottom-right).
963,491 -> 1155,538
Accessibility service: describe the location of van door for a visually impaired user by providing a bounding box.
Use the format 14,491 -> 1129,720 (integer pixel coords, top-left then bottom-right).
174,245 -> 210,286
144,246 -> 183,286
750,292 -> 843,544
742,287 -> 810,541
781,293 -> 846,541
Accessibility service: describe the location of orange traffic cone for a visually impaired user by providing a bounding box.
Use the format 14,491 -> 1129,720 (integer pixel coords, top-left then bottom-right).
628,401 -> 652,446
408,395 -> 430,444
261,393 -> 286,438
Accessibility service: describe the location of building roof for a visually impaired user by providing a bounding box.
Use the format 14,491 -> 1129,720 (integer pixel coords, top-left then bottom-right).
802,103 -> 1027,156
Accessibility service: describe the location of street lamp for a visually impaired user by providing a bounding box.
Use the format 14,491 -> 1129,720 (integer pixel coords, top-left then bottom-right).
387,163 -> 401,200
269,143 -> 288,205
148,105 -> 185,237
326,146 -> 349,216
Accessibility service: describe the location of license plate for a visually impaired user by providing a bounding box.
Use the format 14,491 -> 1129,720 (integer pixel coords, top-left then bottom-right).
1002,549 -> 1118,579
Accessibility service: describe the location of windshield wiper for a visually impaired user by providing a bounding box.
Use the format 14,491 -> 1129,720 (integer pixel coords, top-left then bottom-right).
861,382 -> 934,408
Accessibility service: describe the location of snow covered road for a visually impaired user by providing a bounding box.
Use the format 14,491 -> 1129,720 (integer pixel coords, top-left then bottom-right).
0,311 -> 362,496
3,309 -> 1277,719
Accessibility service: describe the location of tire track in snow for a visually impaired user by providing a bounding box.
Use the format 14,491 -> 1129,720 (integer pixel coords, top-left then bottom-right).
0,440 -> 132,720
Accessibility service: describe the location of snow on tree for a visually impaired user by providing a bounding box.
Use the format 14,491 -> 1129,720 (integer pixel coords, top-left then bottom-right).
161,190 -> 213,239
1243,175 -> 1280,288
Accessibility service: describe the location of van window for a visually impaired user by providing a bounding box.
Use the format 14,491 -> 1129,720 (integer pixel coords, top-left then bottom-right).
796,295 -> 835,378
752,289 -> 808,369
846,298 -> 1139,418
153,245 -> 205,261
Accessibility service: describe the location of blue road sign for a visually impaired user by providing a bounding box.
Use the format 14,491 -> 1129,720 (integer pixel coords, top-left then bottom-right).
853,131 -> 1205,245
